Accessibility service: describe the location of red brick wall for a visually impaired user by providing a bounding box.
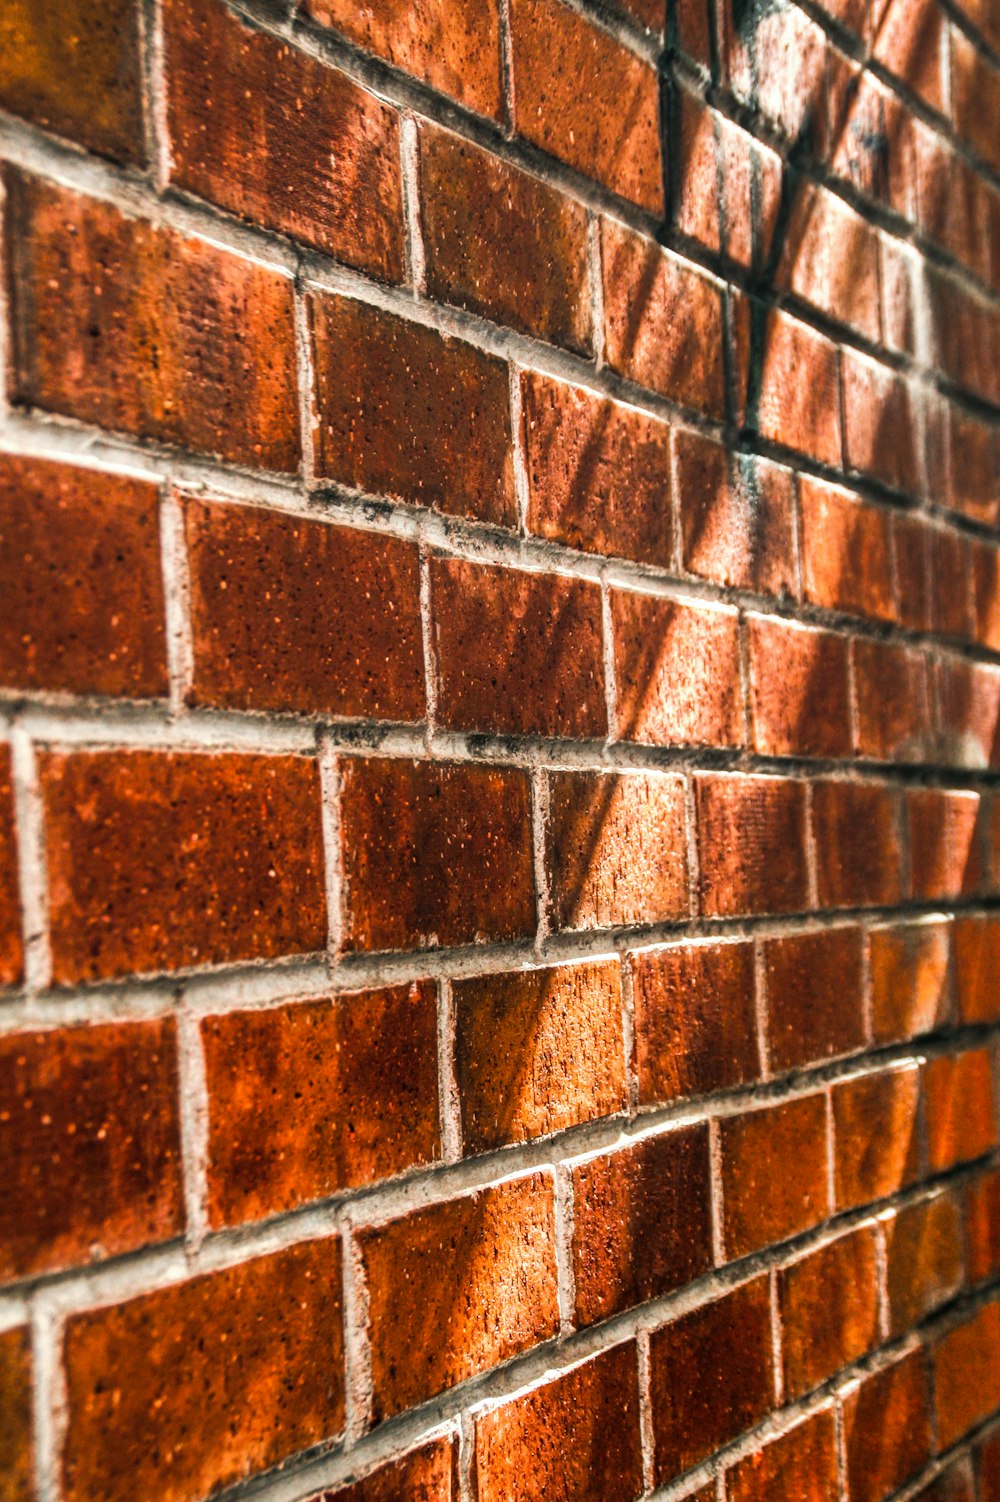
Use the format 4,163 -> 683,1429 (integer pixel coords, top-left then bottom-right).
0,0 -> 998,1498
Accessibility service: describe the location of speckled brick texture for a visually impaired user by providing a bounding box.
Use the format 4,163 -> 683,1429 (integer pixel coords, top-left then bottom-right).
1,0 -> 999,1498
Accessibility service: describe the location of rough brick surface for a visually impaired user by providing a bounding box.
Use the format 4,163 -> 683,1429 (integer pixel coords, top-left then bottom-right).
0,1326 -> 33,1502
0,746 -> 24,988
719,1095 -> 830,1257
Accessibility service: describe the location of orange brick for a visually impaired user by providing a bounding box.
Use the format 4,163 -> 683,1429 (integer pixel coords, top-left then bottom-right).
611,593 -> 744,748
719,1095 -> 829,1259
832,1065 -> 922,1210
779,1225 -> 880,1398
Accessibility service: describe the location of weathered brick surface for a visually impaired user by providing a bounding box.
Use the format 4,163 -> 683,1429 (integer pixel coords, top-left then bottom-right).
720,1094 -> 830,1258
611,592 -> 744,747
762,926 -> 866,1072
934,1299 -> 1000,1449
725,1410 -> 840,1502
778,1225 -> 881,1398
832,1064 -> 922,1209
695,773 -> 809,916
884,1191 -> 964,1335
843,1352 -> 933,1502
869,919 -> 951,1044
0,1326 -> 33,1502
317,1440 -> 458,1502
0,746 -> 24,988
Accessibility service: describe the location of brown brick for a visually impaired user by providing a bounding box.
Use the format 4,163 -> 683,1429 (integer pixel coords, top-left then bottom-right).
432,559 -> 606,738
982,1433 -> 1000,1501
872,0 -> 946,112
720,1095 -> 829,1259
966,1168 -> 1000,1283
454,961 -> 626,1154
779,184 -> 882,342
309,293 -> 515,526
951,28 -> 1000,174
0,745 -> 23,988
318,1439 -> 458,1502
474,1345 -> 643,1502
843,351 -> 923,496
4,170 -> 299,472
571,1125 -> 713,1326
601,219 -> 727,416
0,1019 -> 182,1282
649,1277 -> 775,1480
510,0 -> 662,212
520,371 -> 674,567
893,512 -> 934,634
748,617 -> 852,759
202,983 -> 440,1227
163,0 -> 402,279
62,1240 -> 345,1502
302,0 -> 502,119
725,1410 -> 840,1502
0,0 -> 142,163
696,774 -> 809,918
632,939 -> 759,1106
934,1299 -> 1000,1450
0,456 -> 167,701
43,750 -> 326,984
907,789 -> 985,902
948,907 -> 996,1027
611,592 -> 744,748
973,538 -> 1000,652
853,640 -> 933,763
185,499 -> 424,722
677,436 -> 797,598
931,524 -> 974,640
945,406 -> 1000,528
546,771 -> 688,932
925,1049 -> 996,1174
843,1352 -> 932,1502
884,1192 -> 963,1336
800,478 -> 895,623
936,658 -> 1000,771
763,926 -> 866,1074
811,781 -> 904,909
360,1175 -> 559,1419
779,1226 -> 881,1399
912,1462 -> 976,1502
420,127 -> 591,353
746,307 -> 842,468
869,919 -> 951,1045
673,94 -> 760,268
832,1065 -> 922,1210
338,757 -> 534,952
0,1327 -> 33,1502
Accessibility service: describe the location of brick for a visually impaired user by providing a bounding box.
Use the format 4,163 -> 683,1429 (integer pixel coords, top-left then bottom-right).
973,539 -> 1000,651
0,0 -> 142,163
611,592 -> 744,748
779,182 -> 882,342
62,1240 -> 344,1502
872,0 -> 947,113
453,961 -> 627,1154
982,1434 -> 1000,1501
510,0 -> 662,212
302,0 -> 502,119
945,406 -> 1000,527
966,1168 -> 1000,1283
881,236 -> 918,356
431,560 -> 606,738
338,757 -> 533,952
0,456 -> 166,701
676,435 -> 797,597
721,1 -> 828,149
853,640 -> 933,763
936,658 -> 1000,771
673,94 -> 759,267
309,293 -> 514,526
185,499 -> 424,722
719,1094 -> 829,1259
934,1300 -> 1000,1449
420,127 -> 591,353
632,939 -> 759,1106
672,0 -> 710,57
779,1226 -> 880,1399
832,1065 -> 922,1210
843,350 -> 923,496
202,983 -> 440,1227
869,919 -> 951,1045
571,1125 -> 713,1326
744,307 -> 842,468
893,513 -> 934,634
748,617 -> 852,759
916,130 -> 991,287
762,926 -> 866,1074
0,745 -> 23,988
0,1019 -> 182,1282
800,478 -> 895,624
842,1352 -> 932,1502
42,750 -> 326,984
474,1345 -> 643,1502
318,1440 -> 458,1502
162,0 -> 402,279
649,1277 -> 775,1480
955,916 -> 1000,1025
912,1462 -> 975,1502
546,771 -> 688,932
696,774 -> 809,918
925,1049 -> 996,1174
0,1327 -> 33,1502
601,219 -> 726,416
4,170 -> 299,472
521,372 -> 673,566
884,1191 -> 964,1335
725,1410 -> 840,1502
907,788 -> 985,901
811,781 -> 903,909
359,1175 -> 558,1419
930,524 -> 974,640
951,29 -> 1000,174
